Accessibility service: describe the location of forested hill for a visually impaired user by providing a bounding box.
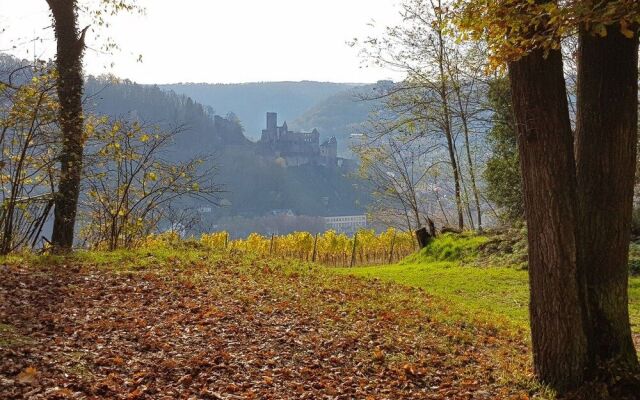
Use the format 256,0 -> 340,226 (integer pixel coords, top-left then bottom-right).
85,77 -> 251,156
291,83 -> 384,156
161,81 -> 357,139
2,55 -> 250,154
83,75 -> 368,220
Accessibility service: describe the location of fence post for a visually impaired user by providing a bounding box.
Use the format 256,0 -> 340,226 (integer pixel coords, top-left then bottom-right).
388,232 -> 396,264
312,233 -> 318,262
270,234 -> 275,255
350,232 -> 358,268
224,232 -> 229,249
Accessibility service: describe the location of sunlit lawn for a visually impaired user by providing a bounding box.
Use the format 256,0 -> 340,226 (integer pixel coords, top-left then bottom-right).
334,256 -> 640,335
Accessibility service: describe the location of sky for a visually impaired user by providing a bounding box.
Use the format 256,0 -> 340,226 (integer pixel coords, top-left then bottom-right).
0,0 -> 405,84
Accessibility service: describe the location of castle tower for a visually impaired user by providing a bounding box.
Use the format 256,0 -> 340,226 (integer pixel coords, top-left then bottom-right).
266,112 -> 277,133
320,136 -> 338,163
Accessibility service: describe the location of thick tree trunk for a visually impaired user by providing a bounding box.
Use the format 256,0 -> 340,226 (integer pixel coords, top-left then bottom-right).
508,48 -> 588,391
47,0 -> 85,252
575,23 -> 639,374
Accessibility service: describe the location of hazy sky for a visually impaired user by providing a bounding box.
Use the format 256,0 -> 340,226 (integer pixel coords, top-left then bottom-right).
0,0 -> 405,84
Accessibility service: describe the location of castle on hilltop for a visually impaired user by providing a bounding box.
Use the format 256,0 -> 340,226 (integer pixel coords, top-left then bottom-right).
257,112 -> 337,167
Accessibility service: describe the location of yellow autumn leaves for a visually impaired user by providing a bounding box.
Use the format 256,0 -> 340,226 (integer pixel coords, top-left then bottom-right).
198,228 -> 416,266
452,0 -> 640,67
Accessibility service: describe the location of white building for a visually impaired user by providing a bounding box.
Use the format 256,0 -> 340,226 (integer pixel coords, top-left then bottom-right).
324,215 -> 367,234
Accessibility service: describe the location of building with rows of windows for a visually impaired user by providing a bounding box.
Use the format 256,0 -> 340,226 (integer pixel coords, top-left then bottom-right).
324,215 -> 367,234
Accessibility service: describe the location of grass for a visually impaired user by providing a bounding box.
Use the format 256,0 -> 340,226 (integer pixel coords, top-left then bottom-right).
334,232 -> 640,335
402,232 -> 490,264
0,324 -> 16,347
1,242 -> 220,271
630,278 -> 640,334
337,261 -> 530,330
0,323 -> 32,348
2,234 -> 638,336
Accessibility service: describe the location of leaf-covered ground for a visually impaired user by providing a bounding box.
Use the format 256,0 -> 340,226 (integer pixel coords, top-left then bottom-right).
1,250 -> 544,399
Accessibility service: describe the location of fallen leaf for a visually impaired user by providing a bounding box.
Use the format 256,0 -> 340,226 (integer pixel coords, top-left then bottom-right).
16,366 -> 38,385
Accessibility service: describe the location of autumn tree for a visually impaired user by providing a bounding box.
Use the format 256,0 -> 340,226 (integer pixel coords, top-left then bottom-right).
455,0 -> 640,395
45,0 -> 86,252
0,59 -> 59,254
46,0 -> 140,252
356,133 -> 440,233
80,118 -> 221,250
355,0 -> 490,231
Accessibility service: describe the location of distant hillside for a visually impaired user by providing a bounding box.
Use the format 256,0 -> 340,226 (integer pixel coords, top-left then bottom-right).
83,77 -> 369,220
161,81 -> 356,139
213,146 -> 369,220
85,77 -> 250,158
291,83 -> 385,156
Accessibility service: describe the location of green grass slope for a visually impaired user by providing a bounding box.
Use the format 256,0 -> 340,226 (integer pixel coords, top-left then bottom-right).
335,233 -> 640,336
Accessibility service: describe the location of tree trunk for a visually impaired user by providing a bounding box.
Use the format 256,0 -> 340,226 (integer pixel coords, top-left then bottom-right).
434,3 -> 465,230
443,134 -> 464,230
460,115 -> 482,231
508,47 -> 588,391
426,217 -> 436,238
450,68 -> 483,231
575,22 -> 639,374
460,172 -> 476,230
415,227 -> 432,249
47,0 -> 86,252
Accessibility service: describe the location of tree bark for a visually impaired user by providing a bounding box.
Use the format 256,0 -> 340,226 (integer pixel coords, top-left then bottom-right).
508,47 -> 588,390
47,0 -> 86,252
575,21 -> 639,374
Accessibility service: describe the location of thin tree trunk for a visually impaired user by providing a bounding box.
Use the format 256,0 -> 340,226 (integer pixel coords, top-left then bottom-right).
459,106 -> 482,231
447,58 -> 483,231
440,91 -> 464,230
509,47 -> 588,391
459,167 -> 476,230
434,4 -> 464,230
575,21 -> 639,374
47,0 -> 86,252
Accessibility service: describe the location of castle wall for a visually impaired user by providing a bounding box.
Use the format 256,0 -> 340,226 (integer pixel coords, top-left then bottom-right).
258,112 -> 338,167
